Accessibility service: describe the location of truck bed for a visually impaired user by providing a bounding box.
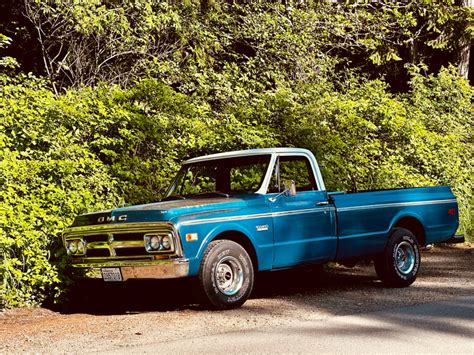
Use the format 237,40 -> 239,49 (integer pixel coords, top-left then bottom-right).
329,186 -> 458,260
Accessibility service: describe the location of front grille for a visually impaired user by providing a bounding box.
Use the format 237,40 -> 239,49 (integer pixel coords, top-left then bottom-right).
112,232 -> 144,241
115,247 -> 147,257
64,223 -> 180,261
83,234 -> 109,243
87,249 -> 110,258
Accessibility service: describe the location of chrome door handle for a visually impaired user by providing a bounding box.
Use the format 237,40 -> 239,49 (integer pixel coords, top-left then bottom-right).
316,201 -> 329,206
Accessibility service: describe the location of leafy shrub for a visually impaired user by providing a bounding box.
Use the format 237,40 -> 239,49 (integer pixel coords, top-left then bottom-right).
0,75 -> 120,307
0,67 -> 472,308
49,79 -> 275,204
0,75 -> 274,308
236,66 -> 473,237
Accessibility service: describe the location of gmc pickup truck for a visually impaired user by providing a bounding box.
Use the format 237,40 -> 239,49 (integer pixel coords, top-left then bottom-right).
63,148 -> 462,309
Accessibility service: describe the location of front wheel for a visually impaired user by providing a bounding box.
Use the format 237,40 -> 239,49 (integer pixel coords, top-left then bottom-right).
198,240 -> 254,310
374,228 -> 420,287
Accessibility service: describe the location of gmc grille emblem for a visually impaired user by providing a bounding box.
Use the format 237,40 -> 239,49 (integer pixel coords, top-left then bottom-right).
97,214 -> 127,223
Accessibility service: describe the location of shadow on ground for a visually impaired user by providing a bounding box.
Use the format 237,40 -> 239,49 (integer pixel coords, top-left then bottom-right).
51,278 -> 198,314
49,265 -> 379,315
49,246 -> 472,316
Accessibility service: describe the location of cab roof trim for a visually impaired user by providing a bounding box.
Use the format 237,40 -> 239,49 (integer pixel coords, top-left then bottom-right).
184,148 -> 313,163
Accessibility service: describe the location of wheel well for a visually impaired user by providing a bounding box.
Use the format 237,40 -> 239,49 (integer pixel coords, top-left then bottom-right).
393,217 -> 426,246
213,231 -> 259,271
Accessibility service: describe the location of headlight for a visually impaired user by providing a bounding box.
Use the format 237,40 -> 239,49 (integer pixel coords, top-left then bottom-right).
150,236 -> 161,250
77,240 -> 85,254
144,233 -> 174,253
144,234 -> 161,252
65,239 -> 85,255
161,235 -> 171,250
67,241 -> 77,254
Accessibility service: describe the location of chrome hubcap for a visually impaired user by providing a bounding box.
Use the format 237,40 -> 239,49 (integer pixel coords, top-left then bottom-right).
215,256 -> 244,296
395,240 -> 415,274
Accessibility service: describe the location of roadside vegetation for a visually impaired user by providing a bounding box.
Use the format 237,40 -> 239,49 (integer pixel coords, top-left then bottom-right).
0,1 -> 472,308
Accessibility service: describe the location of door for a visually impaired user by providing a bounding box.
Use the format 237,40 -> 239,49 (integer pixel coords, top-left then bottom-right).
269,155 -> 337,268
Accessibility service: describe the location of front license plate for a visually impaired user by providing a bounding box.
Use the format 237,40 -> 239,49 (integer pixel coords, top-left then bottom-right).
101,268 -> 123,282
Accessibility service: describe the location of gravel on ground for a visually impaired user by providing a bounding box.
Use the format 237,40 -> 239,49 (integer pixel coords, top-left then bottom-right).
1,244 -> 472,353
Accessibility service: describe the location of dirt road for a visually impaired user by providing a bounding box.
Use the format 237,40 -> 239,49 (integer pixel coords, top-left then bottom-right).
120,295 -> 473,354
1,245 -> 472,353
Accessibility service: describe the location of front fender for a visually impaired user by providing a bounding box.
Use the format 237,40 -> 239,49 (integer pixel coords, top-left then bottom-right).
177,220 -> 273,276
195,222 -> 256,259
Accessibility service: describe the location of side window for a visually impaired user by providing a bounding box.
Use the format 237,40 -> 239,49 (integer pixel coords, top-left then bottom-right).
230,164 -> 268,193
269,156 -> 317,193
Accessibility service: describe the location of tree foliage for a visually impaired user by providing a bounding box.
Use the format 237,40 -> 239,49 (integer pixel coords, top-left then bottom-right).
1,67 -> 472,308
1,1 -> 470,92
0,75 -> 273,307
0,34 -> 18,69
0,0 -> 472,308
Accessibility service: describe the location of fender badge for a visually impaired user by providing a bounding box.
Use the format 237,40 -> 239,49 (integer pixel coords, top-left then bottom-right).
186,233 -> 198,242
256,225 -> 269,232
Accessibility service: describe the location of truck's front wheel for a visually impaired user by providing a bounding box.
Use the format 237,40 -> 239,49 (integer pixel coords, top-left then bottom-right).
374,228 -> 420,287
198,240 -> 254,310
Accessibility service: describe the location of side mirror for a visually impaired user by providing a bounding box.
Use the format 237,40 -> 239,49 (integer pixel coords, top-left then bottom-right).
284,180 -> 296,197
269,180 -> 296,202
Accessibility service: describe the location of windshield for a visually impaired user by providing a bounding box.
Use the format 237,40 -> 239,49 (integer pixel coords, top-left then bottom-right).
164,155 -> 271,199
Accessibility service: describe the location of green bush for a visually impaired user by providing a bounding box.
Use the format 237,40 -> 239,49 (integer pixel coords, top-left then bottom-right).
0,67 -> 472,308
49,79 -> 275,204
0,75 -> 273,308
236,66 -> 473,238
0,75 -> 120,307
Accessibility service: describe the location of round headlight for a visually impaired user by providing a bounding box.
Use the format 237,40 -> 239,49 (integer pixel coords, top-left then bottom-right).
66,239 -> 85,255
76,241 -> 84,254
161,235 -> 171,250
67,240 -> 78,254
149,236 -> 161,250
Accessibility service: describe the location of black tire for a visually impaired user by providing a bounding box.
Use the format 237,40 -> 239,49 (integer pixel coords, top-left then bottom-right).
374,228 -> 420,288
198,240 -> 254,310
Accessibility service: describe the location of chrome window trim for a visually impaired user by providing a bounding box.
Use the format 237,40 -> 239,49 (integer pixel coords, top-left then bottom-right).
166,153 -> 275,197
169,148 -> 326,196
182,148 -> 326,192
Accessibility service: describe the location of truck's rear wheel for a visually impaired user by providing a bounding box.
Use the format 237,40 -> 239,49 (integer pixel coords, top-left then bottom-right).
198,240 -> 254,310
374,228 -> 420,287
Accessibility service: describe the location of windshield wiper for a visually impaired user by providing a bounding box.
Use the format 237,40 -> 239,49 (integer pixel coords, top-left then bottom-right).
161,195 -> 186,201
191,191 -> 230,198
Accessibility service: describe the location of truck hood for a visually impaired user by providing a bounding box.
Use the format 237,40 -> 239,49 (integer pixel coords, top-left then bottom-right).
71,197 -> 247,227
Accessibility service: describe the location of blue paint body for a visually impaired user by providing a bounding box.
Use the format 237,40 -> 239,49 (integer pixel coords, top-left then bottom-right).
73,148 -> 459,276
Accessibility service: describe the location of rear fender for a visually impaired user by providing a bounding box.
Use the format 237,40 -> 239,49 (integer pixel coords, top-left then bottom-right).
387,212 -> 426,246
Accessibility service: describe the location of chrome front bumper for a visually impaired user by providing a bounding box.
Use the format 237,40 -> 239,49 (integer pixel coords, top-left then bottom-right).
69,258 -> 189,281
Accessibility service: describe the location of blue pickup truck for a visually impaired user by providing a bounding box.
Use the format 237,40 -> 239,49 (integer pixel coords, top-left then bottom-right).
63,148 -> 462,309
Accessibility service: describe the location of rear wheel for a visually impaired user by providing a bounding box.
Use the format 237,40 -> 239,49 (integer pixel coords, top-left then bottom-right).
374,228 -> 420,287
198,240 -> 254,310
